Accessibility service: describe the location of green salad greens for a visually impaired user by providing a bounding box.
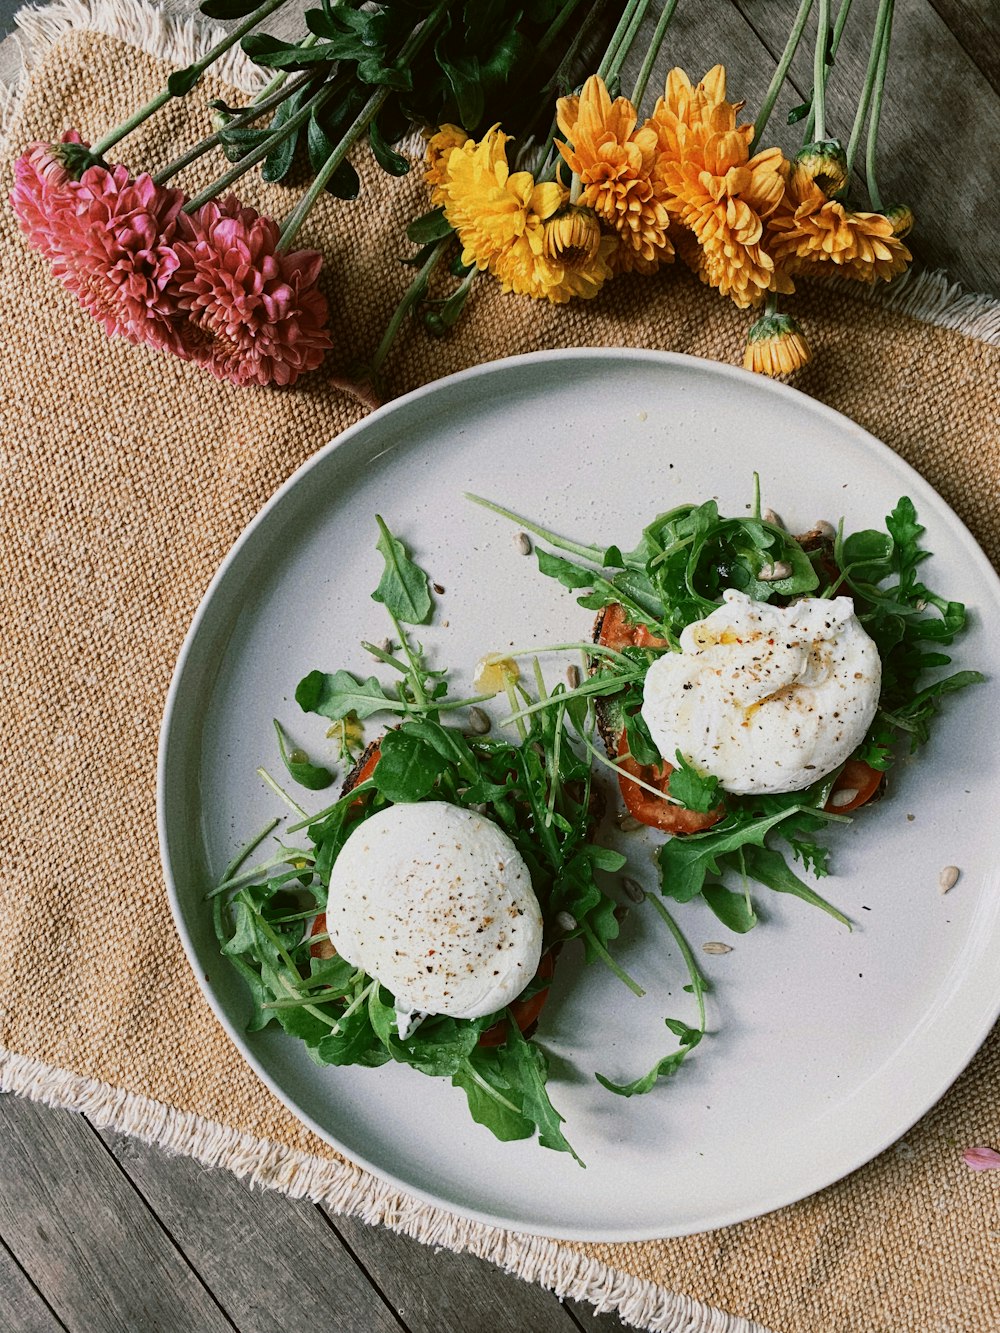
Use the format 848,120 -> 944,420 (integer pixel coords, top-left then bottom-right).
210,517 -> 649,1161
468,485 -> 983,968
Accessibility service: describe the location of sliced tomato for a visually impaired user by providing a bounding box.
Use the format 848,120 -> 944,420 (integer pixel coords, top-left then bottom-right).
824,759 -> 883,814
597,601 -> 670,652
615,732 -> 724,834
478,948 -> 557,1048
309,910 -> 336,961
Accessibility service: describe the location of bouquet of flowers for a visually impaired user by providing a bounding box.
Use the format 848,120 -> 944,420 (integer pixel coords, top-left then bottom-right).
10,0 -> 912,389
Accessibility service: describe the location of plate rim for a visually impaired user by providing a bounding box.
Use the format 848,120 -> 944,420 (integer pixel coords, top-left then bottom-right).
157,346 -> 1000,1241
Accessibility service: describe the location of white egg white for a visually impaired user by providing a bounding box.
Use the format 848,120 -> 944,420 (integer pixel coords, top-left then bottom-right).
640,589 -> 881,795
325,801 -> 543,1030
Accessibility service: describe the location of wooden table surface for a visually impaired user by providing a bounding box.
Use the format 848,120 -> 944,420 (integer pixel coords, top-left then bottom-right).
1,4 -> 997,1332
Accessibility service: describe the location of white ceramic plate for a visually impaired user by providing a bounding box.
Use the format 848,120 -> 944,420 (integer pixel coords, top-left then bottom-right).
158,349 -> 1000,1241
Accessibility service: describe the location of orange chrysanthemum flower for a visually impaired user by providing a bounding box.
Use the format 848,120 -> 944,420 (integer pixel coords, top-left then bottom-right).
425,123 -> 469,197
556,75 -> 673,271
743,311 -> 811,376
650,67 -> 791,308
768,176 -> 911,283
438,127 -> 613,302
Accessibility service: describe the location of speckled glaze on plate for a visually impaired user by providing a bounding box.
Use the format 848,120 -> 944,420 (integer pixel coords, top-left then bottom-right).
158,350 -> 1000,1241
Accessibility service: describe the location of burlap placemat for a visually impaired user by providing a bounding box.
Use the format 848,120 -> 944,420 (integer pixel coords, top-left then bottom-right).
2,6 -> 998,1331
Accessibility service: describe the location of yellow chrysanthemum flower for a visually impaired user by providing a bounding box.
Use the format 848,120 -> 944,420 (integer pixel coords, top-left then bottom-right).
768,177 -> 911,283
663,134 -> 792,308
648,66 -> 790,308
440,126 -> 613,302
743,311 -> 811,376
424,123 -> 469,198
556,75 -> 673,269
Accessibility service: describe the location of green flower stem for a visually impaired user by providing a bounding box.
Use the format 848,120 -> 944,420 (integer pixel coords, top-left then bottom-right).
603,0 -> 653,87
276,0 -> 449,252
597,0 -> 644,81
533,0 -> 590,63
846,0 -> 892,172
812,0 -> 831,142
89,0 -> 291,158
368,237 -> 451,383
153,69 -> 317,185
629,0 -> 679,109
864,0 -> 893,210
803,0 -> 853,141
275,85 -> 390,251
750,0 -> 814,154
581,922 -> 645,998
182,80 -> 335,212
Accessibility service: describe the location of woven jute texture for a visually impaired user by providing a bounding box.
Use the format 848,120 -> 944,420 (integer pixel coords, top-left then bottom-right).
2,25 -> 999,1333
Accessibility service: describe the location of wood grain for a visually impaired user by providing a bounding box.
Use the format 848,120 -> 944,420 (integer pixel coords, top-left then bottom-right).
724,0 -> 999,294
97,1127 -> 405,1333
928,0 -> 1000,93
0,1240 -> 69,1333
0,1095 -> 237,1333
328,1209 -> 612,1333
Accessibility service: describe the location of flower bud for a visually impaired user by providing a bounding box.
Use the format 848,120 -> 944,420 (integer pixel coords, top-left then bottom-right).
791,140 -> 849,199
744,312 -> 811,377
542,206 -> 603,269
883,202 -> 915,238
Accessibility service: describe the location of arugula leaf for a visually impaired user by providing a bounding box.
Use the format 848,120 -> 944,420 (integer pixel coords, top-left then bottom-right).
596,1020 -> 702,1098
658,806 -> 807,903
451,1051 -> 535,1142
296,668 -> 397,721
740,844 -> 850,927
371,727 -> 446,802
498,1019 -> 582,1164
273,719 -> 335,791
667,751 -> 721,814
371,514 -> 432,625
703,882 -> 758,933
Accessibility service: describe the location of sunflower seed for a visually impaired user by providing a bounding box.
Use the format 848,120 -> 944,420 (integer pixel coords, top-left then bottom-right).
566,664 -> 581,689
814,519 -> 836,540
370,637 -> 393,661
758,560 -> 793,582
467,706 -> 491,735
614,904 -> 630,924
556,911 -> 578,933
938,865 -> 960,894
829,787 -> 859,808
762,508 -> 784,528
514,531 -> 532,556
622,876 -> 646,904
702,941 -> 733,955
433,582 -> 445,595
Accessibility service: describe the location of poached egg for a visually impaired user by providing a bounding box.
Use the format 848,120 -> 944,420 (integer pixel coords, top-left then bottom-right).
326,801 -> 543,1033
641,590 -> 881,795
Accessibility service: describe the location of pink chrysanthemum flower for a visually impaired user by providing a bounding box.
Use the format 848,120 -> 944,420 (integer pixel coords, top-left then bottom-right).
49,163 -> 189,355
172,196 -> 331,387
9,129 -> 86,259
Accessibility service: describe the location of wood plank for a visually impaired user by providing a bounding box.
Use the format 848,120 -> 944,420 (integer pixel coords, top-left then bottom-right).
928,0 -> 1000,94
0,1094 -> 236,1333
327,1208 -> 627,1333
727,0 -> 1000,294
0,1238 -> 69,1333
97,1126 -> 405,1333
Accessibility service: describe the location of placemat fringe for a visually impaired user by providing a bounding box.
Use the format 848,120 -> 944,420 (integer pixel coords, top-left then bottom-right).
841,267 -> 1000,345
0,0 -> 265,139
0,1045 -> 773,1333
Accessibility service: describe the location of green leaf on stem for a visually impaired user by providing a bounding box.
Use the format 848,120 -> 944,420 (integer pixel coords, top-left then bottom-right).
407,206 -> 454,244
273,719 -> 335,791
167,66 -> 201,97
370,120 -> 411,176
371,515 -> 433,625
296,668 -> 397,721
